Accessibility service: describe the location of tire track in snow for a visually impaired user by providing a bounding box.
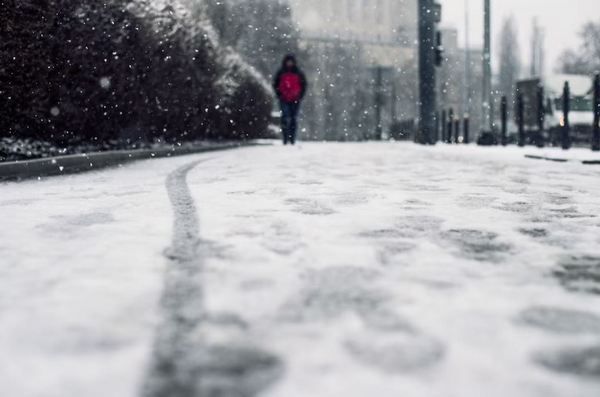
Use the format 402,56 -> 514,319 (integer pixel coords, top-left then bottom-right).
142,160 -> 282,397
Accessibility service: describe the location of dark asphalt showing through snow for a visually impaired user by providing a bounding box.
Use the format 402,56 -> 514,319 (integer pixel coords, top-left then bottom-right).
142,160 -> 282,397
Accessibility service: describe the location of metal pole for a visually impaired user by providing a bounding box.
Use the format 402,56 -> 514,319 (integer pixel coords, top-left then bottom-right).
482,0 -> 493,134
501,96 -> 508,146
464,0 -> 471,122
418,0 -> 437,144
562,81 -> 571,150
593,73 -> 600,151
464,117 -> 470,144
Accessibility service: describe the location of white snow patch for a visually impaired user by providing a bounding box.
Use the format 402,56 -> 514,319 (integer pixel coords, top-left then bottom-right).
1,143 -> 600,396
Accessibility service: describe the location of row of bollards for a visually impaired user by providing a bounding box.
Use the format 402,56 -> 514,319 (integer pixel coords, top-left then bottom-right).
501,73 -> 600,151
512,90 -> 550,148
438,109 -> 470,144
512,82 -> 570,149
431,74 -> 599,150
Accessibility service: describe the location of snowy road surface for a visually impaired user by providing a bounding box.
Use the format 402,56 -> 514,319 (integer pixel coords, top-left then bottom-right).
1,142 -> 600,397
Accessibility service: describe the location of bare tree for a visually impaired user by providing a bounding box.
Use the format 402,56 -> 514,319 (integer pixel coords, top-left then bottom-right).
557,19 -> 600,74
530,18 -> 545,78
498,15 -> 521,112
193,0 -> 303,81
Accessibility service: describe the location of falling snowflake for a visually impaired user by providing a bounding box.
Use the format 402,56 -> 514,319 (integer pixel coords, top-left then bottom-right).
99,77 -> 111,90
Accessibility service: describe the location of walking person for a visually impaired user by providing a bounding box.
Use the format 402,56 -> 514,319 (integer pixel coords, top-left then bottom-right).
273,54 -> 307,145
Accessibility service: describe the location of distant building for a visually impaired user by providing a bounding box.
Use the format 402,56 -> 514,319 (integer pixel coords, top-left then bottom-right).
437,27 -> 484,137
287,0 -> 419,139
289,0 -> 417,67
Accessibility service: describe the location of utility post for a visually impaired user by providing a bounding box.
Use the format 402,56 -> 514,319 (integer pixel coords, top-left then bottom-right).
417,0 -> 442,144
463,0 -> 472,129
373,66 -> 393,140
593,73 -> 600,152
478,0 -> 494,144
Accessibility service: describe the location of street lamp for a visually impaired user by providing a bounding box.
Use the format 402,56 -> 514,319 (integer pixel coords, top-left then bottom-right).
372,66 -> 394,140
417,0 -> 442,145
479,0 -> 495,144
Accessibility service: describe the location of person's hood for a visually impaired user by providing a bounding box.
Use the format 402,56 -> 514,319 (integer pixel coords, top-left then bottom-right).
282,54 -> 298,70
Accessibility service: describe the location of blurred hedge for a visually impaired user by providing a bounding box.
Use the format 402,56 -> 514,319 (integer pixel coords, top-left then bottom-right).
0,0 -> 273,145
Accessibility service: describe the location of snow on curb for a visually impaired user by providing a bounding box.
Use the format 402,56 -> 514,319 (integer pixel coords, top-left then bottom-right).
0,142 -> 265,181
525,154 -> 600,165
520,146 -> 600,165
524,155 -> 569,163
524,154 -> 600,164
431,143 -> 600,165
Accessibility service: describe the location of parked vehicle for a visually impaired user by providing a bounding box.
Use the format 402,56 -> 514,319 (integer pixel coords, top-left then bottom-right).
516,74 -> 594,146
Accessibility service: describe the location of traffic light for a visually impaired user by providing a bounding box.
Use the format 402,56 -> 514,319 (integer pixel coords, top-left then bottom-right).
433,2 -> 442,23
435,31 -> 443,66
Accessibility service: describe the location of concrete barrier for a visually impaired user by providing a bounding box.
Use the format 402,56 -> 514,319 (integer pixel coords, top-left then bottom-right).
0,142 -> 264,181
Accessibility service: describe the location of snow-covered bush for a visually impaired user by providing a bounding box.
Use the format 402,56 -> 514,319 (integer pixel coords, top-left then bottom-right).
0,0 -> 272,149
201,0 -> 303,80
1,0 -> 56,139
212,51 -> 274,139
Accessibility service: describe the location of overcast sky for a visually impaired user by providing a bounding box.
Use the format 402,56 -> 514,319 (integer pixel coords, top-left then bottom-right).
438,0 -> 600,73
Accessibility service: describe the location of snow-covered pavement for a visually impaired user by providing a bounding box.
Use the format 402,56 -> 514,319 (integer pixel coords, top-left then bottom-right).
1,142 -> 600,397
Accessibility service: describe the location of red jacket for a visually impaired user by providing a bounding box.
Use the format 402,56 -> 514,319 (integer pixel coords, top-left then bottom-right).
273,64 -> 307,103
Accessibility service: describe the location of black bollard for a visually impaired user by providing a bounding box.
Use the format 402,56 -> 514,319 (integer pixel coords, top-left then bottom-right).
441,109 -> 447,143
447,108 -> 454,144
501,96 -> 508,146
536,85 -> 545,148
454,119 -> 460,144
463,116 -> 470,144
562,81 -> 571,150
435,112 -> 440,142
593,74 -> 600,152
517,93 -> 525,147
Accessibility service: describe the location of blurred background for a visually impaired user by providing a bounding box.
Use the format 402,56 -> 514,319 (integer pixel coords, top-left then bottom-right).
2,0 -> 600,157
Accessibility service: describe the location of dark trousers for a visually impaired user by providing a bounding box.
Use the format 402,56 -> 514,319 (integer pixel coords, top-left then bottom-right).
280,101 -> 300,145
